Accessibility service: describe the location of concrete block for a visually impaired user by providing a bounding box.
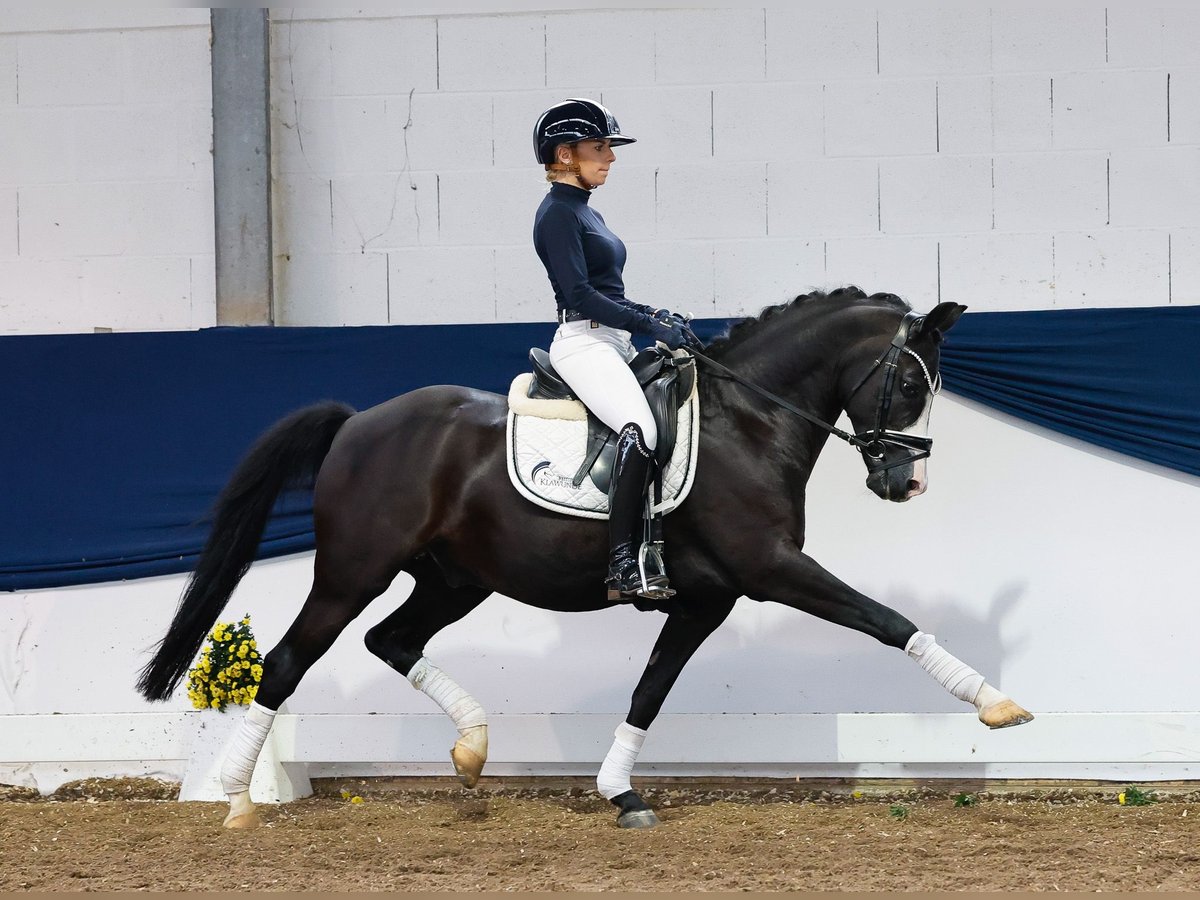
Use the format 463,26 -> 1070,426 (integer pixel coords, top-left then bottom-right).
546,10 -> 655,88
1113,7 -> 1200,67
824,79 -> 937,157
124,181 -> 215,257
767,158 -> 878,239
823,236 -> 939,306
654,8 -> 765,85
0,259 -> 83,334
330,171 -> 438,252
991,7 -> 1106,72
765,7 -> 876,81
274,97 -> 397,176
494,244 -> 554,323
880,156 -> 992,236
275,251 -> 390,326
714,239 -> 824,317
570,165 -> 656,244
878,7 -> 990,76
270,20 -> 332,103
936,76 -> 991,154
273,98 -> 334,176
601,86 -> 713,164
396,92 -> 495,173
1052,71 -> 1168,150
0,107 -> 76,184
1110,149 -> 1200,228
1163,6 -> 1200,66
19,183 -> 131,257
621,240 -> 714,315
938,233 -> 1055,312
0,37 -> 15,106
80,257 -> 194,331
329,17 -> 437,95
1169,70 -> 1200,145
993,74 -> 1052,152
492,88 -> 605,169
121,27 -> 211,106
189,254 -> 218,328
656,162 -> 766,240
437,170 -> 550,246
1053,230 -> 1169,308
0,189 -> 15,259
71,105 -> 212,182
273,174 -> 334,256
16,31 -> 123,106
438,15 -> 545,92
993,153 -> 1108,231
1170,229 -> 1200,305
0,9 -> 208,32
713,82 -> 823,161
387,246 -> 496,324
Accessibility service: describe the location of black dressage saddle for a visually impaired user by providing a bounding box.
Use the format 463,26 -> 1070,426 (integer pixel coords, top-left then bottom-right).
525,346 -> 696,494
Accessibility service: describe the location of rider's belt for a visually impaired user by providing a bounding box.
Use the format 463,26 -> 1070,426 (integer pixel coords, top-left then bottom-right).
558,308 -> 588,324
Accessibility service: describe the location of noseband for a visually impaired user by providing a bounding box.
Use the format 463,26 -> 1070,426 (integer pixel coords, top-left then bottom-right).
690,311 -> 940,474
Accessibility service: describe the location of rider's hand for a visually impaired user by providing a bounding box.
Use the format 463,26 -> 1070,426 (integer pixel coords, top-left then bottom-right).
644,315 -> 690,350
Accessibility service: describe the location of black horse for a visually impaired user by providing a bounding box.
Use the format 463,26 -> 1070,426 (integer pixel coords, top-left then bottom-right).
137,286 -> 1032,829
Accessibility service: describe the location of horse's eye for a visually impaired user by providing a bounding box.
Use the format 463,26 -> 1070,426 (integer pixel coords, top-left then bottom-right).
900,380 -> 922,398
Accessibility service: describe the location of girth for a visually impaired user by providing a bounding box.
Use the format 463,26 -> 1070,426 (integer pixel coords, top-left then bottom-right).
525,346 -> 696,493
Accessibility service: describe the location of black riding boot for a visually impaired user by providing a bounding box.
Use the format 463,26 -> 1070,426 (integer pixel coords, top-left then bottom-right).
605,424 -> 672,602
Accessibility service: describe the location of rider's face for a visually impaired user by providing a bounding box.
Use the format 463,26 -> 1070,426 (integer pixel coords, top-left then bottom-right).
561,139 -> 616,187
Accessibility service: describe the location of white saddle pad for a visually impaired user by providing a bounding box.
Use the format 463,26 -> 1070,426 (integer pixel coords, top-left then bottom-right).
505,373 -> 700,520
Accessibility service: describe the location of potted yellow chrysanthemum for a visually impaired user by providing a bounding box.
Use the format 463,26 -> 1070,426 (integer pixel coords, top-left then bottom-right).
185,613 -> 263,712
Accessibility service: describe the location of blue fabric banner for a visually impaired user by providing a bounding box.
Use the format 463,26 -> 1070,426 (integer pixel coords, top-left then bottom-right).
3,307 -> 1196,591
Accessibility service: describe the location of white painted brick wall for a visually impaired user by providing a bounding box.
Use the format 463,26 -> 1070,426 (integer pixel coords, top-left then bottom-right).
5,7 -> 1197,335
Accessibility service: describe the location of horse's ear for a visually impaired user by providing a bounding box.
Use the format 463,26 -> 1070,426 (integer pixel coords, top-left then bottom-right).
919,302 -> 967,340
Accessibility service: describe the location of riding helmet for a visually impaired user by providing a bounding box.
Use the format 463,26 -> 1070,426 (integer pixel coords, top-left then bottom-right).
533,98 -> 637,165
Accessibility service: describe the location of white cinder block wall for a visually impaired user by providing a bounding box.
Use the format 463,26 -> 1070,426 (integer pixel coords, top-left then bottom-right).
270,5 -> 1200,328
0,10 -> 215,334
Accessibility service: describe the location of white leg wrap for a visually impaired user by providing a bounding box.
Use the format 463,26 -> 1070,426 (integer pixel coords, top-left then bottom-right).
596,721 -> 647,800
220,701 -> 276,796
905,631 -> 986,705
407,657 -> 487,733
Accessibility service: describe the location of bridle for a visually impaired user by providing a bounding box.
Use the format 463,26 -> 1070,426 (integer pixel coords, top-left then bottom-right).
689,310 -> 941,474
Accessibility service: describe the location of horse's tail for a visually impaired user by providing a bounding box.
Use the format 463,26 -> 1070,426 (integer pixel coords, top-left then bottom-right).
136,400 -> 356,702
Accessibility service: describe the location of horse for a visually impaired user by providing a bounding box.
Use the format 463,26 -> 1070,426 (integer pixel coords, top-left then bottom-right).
136,286 -> 1033,829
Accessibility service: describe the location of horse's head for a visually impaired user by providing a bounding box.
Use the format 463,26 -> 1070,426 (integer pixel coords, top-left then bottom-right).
841,300 -> 966,502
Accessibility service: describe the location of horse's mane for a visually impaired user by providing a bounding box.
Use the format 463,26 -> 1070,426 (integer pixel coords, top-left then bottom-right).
704,285 -> 910,354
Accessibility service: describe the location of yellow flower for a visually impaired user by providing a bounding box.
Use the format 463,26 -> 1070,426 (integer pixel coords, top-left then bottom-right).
248,640 -> 257,649
210,698 -> 221,708
1118,792 -> 1127,805
350,796 -> 364,804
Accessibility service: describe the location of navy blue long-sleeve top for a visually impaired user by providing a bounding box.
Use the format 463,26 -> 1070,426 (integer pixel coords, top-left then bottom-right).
533,182 -> 653,332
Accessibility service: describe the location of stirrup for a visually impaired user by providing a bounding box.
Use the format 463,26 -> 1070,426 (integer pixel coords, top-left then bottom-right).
637,541 -> 675,601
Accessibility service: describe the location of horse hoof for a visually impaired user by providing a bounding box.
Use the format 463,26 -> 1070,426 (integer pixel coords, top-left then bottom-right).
617,808 -> 661,829
979,698 -> 1035,729
451,724 -> 488,789
222,809 -> 261,829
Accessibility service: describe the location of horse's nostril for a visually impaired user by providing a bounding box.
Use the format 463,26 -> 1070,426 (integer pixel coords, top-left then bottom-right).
907,479 -> 925,496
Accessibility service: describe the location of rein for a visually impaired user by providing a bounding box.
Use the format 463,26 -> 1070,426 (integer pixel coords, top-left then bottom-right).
688,311 -> 938,473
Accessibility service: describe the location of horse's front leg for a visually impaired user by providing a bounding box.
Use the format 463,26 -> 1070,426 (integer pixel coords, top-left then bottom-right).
598,598 -> 736,828
746,542 -> 1033,729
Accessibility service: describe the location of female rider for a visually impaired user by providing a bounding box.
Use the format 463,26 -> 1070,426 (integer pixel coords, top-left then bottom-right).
531,98 -> 700,605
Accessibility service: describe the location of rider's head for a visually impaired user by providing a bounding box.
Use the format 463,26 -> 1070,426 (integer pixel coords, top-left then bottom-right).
533,98 -> 636,190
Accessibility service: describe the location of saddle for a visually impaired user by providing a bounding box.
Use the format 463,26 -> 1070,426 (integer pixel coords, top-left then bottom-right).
525,346 -> 697,494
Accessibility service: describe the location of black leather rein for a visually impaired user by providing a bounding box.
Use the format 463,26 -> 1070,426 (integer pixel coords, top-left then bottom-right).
688,311 -> 937,474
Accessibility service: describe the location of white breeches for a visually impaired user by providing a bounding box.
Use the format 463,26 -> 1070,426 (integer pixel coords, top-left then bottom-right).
549,321 -> 657,451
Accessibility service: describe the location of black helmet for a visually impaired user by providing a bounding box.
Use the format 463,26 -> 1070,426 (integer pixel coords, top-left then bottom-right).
533,98 -> 637,165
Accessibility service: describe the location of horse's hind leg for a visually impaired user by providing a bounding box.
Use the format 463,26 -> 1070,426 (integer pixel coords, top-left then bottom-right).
363,556 -> 492,788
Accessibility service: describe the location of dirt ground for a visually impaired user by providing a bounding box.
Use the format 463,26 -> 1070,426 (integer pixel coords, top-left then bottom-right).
3,778 -> 1200,892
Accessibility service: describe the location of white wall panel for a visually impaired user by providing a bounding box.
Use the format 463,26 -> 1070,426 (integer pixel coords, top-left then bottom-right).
1051,71 -> 1168,151
79,257 -> 195,331
388,245 -> 496,324
0,107 -> 78,185
328,17 -> 438,96
1110,149 -> 1200,228
713,82 -> 823,161
823,236 -> 938,303
0,189 -> 16,258
992,152 -> 1108,231
0,9 -> 208,32
15,32 -> 123,106
935,76 -> 991,154
545,10 -> 656,89
437,15 -> 545,92
1169,70 -> 1200,145
824,79 -> 937,157
764,8 -> 876,81
991,7 -> 1106,72
494,244 -> 549,323
655,162 -> 766,240
402,92 -> 495,172
270,19 -> 333,104
621,240 -> 714,315
586,165 -> 657,244
653,9 -> 764,86
437,170 -> 545,246
330,171 -> 437,252
1172,229 -> 1200,304
878,6 -> 990,77
600,86 -> 712,164
767,158 -> 879,239
713,238 -> 824,317
121,27 -> 213,106
939,233 -> 1055,311
274,250 -> 389,326
879,156 -> 992,235
0,36 -> 15,106
1053,230 -> 1170,308
0,259 -> 83,333
992,74 -> 1052,152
